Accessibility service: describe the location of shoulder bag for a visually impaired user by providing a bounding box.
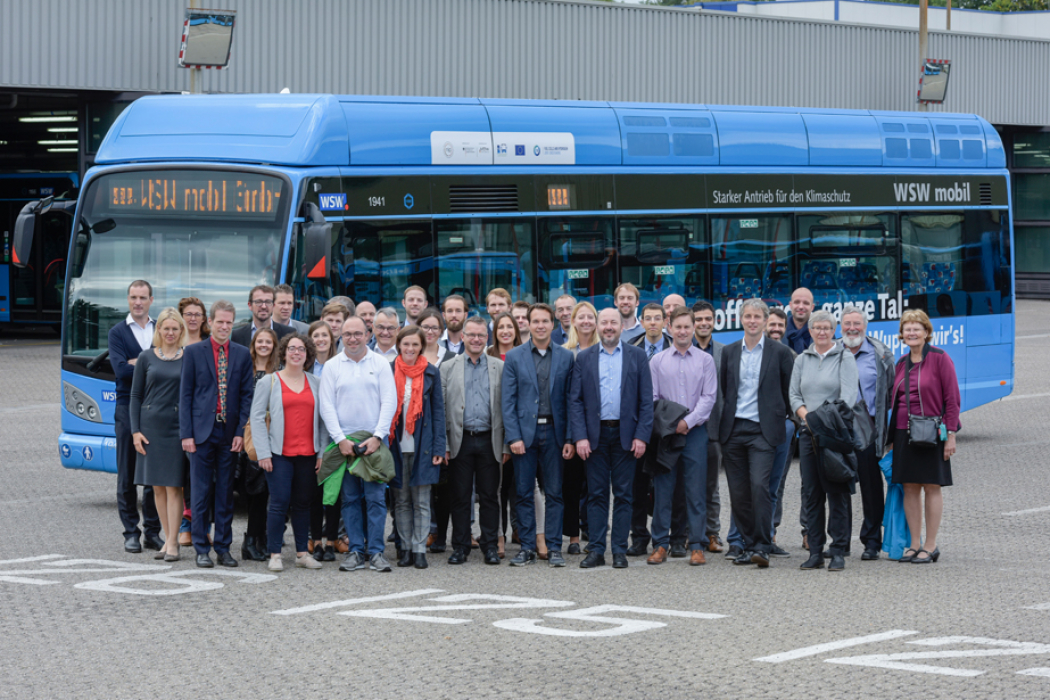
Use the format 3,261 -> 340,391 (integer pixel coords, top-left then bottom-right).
905,357 -> 941,449
244,374 -> 276,462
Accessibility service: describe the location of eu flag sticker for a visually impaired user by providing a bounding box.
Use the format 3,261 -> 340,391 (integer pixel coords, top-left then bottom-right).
515,145 -> 526,156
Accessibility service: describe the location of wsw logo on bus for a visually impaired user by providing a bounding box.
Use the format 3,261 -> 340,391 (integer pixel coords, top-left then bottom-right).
893,182 -> 972,203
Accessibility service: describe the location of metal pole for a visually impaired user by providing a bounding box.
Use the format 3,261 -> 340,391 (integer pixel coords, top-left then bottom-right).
189,0 -> 201,94
918,0 -> 928,111
947,0 -> 952,31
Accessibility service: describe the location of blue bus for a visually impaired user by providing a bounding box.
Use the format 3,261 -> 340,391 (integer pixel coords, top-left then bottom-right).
2,173 -> 78,327
18,94 -> 1011,473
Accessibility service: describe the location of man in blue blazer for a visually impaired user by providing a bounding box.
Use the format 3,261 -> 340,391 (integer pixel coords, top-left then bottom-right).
180,299 -> 255,568
501,303 -> 575,568
570,308 -> 653,569
108,280 -> 162,553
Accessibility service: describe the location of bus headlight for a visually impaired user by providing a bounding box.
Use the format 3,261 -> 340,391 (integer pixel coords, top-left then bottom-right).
64,382 -> 103,423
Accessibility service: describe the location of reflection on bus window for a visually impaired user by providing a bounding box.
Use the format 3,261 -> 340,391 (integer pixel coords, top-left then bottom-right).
710,216 -> 793,316
619,216 -> 708,308
797,212 -> 899,319
436,219 -> 533,314
537,217 -> 615,309
333,220 -> 434,313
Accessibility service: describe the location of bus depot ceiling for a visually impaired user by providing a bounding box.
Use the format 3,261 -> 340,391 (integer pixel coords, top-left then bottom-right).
0,0 -> 1047,128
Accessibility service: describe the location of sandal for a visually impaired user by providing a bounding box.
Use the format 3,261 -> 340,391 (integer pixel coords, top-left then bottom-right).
899,547 -> 919,563
912,548 -> 935,564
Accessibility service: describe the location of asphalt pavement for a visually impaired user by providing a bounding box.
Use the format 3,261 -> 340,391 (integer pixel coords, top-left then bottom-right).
1,302 -> 1049,700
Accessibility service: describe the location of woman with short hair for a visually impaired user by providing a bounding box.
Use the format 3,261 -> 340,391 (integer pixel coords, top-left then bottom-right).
889,309 -> 960,564
251,333 -> 325,571
131,307 -> 188,562
789,309 -> 858,572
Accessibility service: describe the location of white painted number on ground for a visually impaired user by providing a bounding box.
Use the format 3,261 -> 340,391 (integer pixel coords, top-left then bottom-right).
273,591 -> 724,637
75,569 -> 276,595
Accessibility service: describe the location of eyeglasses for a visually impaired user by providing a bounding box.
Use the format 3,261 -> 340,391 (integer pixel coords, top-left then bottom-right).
421,326 -> 441,333
464,333 -> 487,340
811,327 -> 834,334
182,312 -> 203,319
375,324 -> 398,333
251,299 -> 274,307
342,331 -> 366,339
286,346 -> 307,355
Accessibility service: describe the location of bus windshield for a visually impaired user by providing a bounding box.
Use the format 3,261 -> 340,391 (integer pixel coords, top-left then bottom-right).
64,168 -> 290,356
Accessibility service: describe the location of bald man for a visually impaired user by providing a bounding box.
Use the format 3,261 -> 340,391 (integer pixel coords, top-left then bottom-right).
662,295 -> 686,331
783,288 -> 814,354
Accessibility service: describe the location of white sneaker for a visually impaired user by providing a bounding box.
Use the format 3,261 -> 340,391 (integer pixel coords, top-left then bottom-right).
268,557 -> 283,571
296,554 -> 322,569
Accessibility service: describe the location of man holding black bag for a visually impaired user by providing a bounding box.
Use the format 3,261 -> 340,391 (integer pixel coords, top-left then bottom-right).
840,306 -> 895,561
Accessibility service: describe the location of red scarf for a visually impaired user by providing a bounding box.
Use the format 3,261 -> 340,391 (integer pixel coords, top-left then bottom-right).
390,355 -> 428,441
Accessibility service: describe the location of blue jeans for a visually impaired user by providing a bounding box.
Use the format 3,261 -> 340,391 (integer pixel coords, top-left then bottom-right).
585,425 -> 636,556
340,473 -> 388,556
651,426 -> 708,551
265,454 -> 315,555
513,423 -> 564,553
728,420 -> 793,549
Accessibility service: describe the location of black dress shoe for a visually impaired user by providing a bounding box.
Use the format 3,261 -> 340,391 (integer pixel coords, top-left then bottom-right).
216,551 -> 238,567
669,543 -> 687,558
397,550 -> 414,567
769,544 -> 791,558
751,550 -> 770,568
828,554 -> 845,571
861,548 -> 880,561
428,542 -> 446,554
823,549 -> 852,558
725,544 -> 743,560
580,551 -> 606,568
196,553 -> 214,568
612,553 -> 629,569
567,542 -> 581,555
733,551 -> 754,565
323,545 -> 336,562
241,535 -> 267,561
800,553 -> 825,570
143,534 -> 165,552
484,548 -> 501,565
124,535 -> 143,553
447,549 -> 469,565
414,553 -> 429,569
626,540 -> 649,557
547,550 -> 566,567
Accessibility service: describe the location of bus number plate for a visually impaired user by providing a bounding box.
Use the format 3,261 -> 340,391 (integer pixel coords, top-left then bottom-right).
840,258 -> 857,268
567,269 -> 589,280
654,265 -> 675,275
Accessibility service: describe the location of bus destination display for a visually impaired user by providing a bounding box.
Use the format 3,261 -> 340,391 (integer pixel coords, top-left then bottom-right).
102,172 -> 284,218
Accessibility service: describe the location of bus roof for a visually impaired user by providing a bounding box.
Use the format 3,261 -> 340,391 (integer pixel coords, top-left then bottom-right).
95,94 -> 1005,170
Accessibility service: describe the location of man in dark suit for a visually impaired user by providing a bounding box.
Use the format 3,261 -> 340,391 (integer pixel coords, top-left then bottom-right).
570,308 -> 653,569
180,300 -> 255,568
502,303 -> 575,568
230,284 -> 294,348
108,280 -> 163,553
718,298 -> 794,568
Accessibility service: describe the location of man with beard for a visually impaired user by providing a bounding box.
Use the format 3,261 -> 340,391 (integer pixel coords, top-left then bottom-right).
439,295 -> 468,355
840,305 -> 895,560
783,287 -> 814,354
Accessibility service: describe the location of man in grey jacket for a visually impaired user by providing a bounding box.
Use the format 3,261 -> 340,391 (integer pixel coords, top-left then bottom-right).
840,306 -> 895,561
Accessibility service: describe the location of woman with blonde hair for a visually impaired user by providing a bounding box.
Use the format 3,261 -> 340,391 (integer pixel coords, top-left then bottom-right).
131,307 -> 188,561
563,301 -> 598,352
888,309 -> 960,564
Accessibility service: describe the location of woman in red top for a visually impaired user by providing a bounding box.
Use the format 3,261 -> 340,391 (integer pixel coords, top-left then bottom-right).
249,333 -> 325,571
888,309 -> 961,565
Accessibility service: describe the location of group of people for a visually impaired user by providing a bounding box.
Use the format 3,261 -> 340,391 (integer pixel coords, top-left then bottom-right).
113,279 -> 960,572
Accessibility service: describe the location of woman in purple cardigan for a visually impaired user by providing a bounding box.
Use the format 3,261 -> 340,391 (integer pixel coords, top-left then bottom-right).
888,309 -> 960,564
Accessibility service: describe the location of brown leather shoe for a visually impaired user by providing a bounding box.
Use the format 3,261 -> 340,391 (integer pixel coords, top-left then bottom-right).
802,534 -> 809,551
307,540 -> 316,554
706,535 -> 723,553
647,546 -> 668,565
178,531 -> 192,547
334,537 -> 349,554
690,549 -> 707,566
427,533 -> 435,548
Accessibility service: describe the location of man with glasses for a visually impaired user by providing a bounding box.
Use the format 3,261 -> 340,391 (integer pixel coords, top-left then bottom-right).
273,283 -> 310,333
231,285 -> 294,347
441,317 -> 509,565
319,315 -> 398,573
372,308 -> 400,360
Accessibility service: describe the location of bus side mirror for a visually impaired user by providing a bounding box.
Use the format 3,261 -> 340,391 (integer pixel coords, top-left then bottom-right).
301,202 -> 331,280
12,197 -> 53,268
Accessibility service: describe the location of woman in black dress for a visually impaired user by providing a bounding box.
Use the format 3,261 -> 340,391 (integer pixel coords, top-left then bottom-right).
241,328 -> 279,561
131,308 -> 187,562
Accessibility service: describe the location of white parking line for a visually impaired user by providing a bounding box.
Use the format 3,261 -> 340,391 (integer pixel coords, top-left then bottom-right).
755,630 -> 919,663
1003,505 -> 1050,517
271,589 -> 445,615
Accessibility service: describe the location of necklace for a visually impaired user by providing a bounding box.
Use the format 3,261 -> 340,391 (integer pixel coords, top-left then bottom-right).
157,347 -> 183,361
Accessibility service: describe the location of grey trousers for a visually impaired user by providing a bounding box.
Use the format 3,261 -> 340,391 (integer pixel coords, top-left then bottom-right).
706,441 -> 722,538
394,453 -> 432,554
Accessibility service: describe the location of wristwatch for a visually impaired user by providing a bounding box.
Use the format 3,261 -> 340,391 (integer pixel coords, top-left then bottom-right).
947,431 -> 956,436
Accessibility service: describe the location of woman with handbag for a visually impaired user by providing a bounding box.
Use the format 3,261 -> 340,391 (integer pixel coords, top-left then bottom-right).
240,328 -> 279,562
250,333 -> 325,571
390,326 -> 447,569
131,308 -> 188,562
889,309 -> 960,564
789,310 -> 858,572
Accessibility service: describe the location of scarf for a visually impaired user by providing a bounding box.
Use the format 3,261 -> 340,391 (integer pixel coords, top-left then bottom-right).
390,355 -> 428,441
